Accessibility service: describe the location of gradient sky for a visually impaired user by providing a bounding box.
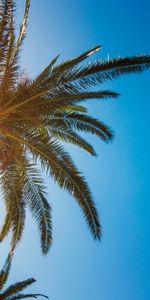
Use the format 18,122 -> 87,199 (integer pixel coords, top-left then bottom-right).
0,1 -> 150,300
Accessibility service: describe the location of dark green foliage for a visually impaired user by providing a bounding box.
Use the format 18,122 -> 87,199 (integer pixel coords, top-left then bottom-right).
0,0 -> 150,254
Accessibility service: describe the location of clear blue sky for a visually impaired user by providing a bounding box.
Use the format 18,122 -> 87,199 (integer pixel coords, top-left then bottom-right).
0,0 -> 150,300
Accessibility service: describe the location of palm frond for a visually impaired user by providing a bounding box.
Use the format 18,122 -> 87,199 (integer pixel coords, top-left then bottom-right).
0,1 -> 14,78
48,126 -> 97,156
52,45 -> 101,73
27,133 -> 101,238
68,55 -> 150,86
22,54 -> 150,100
45,112 -> 114,142
0,253 -> 12,290
24,162 -> 52,254
0,278 -> 36,300
4,128 -> 101,239
29,46 -> 101,93
0,89 -> 119,119
1,0 -> 17,93
0,211 -> 12,242
8,293 -> 49,300
1,160 -> 26,251
0,0 -> 149,253
40,90 -> 119,109
30,55 -> 59,89
0,255 -> 48,300
11,0 -> 30,62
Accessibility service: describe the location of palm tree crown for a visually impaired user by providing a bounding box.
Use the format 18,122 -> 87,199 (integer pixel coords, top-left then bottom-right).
0,253 -> 48,300
0,0 -> 150,254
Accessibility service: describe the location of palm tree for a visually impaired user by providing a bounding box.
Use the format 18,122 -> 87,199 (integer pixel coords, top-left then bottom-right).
0,0 -> 150,254
0,253 -> 48,300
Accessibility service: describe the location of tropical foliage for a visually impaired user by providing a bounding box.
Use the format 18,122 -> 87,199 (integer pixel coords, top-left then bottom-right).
0,0 -> 150,254
0,253 -> 48,300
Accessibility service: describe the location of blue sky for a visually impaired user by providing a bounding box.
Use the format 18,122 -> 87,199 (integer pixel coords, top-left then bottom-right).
0,1 -> 150,300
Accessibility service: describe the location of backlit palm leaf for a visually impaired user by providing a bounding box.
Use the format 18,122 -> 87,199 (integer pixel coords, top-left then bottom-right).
0,0 -> 149,254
